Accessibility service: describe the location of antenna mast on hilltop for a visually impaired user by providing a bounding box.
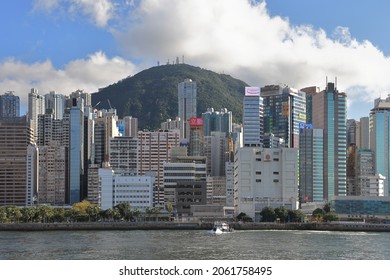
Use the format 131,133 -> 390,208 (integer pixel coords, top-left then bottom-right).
182,55 -> 185,64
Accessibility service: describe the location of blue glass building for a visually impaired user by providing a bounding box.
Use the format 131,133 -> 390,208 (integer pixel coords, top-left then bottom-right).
69,98 -> 84,204
202,108 -> 232,137
311,82 -> 347,201
243,87 -> 264,147
370,96 -> 390,196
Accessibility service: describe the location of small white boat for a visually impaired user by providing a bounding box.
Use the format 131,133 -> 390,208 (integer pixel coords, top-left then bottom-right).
207,222 -> 232,235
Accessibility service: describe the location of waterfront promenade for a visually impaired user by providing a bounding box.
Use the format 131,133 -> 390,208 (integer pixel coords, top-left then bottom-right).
1,221 -> 390,232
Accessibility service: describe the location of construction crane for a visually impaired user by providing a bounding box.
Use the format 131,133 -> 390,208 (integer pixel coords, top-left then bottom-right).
92,101 -> 101,109
107,99 -> 112,110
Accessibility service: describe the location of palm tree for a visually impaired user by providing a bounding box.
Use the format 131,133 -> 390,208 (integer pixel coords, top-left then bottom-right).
114,203 -> 131,221
165,202 -> 174,220
86,205 -> 100,222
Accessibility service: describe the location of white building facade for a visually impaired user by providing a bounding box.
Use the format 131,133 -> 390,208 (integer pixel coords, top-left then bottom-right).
99,167 -> 154,211
234,147 -> 299,221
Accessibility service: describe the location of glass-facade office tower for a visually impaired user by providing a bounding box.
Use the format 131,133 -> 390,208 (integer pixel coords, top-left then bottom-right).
243,87 -> 264,147
370,96 -> 390,196
178,79 -> 197,139
299,126 -> 324,203
261,85 -> 306,148
347,119 -> 359,147
0,91 -> 20,117
69,98 -> 84,204
312,82 -> 347,200
189,117 -> 204,157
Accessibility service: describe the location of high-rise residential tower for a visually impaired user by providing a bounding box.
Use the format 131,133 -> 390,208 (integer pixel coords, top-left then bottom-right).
0,117 -> 34,206
138,129 -> 181,207
28,88 -> 45,140
0,91 -> 20,117
122,116 -> 138,137
44,91 -> 65,120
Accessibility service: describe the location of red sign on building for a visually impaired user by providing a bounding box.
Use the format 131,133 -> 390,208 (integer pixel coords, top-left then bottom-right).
189,117 -> 203,127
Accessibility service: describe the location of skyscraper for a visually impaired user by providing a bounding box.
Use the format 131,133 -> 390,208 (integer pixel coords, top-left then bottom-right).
44,91 -> 65,120
69,98 -> 84,204
242,87 -> 264,147
312,82 -> 347,200
203,131 -> 230,176
347,119 -> 359,147
370,95 -> 390,196
202,108 -> 232,137
28,88 -> 45,140
38,144 -> 68,205
359,116 -> 370,149
188,117 -> 204,156
0,91 -> 20,117
261,85 -> 306,148
0,117 -> 34,206
178,79 -> 197,139
109,136 -> 138,173
122,116 -> 138,137
93,109 -> 119,166
299,126 -> 324,203
300,86 -> 320,125
138,129 -> 180,207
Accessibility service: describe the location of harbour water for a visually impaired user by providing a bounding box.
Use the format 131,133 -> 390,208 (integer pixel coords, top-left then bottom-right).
1,229 -> 389,260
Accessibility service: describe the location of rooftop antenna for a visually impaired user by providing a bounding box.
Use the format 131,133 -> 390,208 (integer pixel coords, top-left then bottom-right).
182,55 -> 184,64
335,76 -> 338,89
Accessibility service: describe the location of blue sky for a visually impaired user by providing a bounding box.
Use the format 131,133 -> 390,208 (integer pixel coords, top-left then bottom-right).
1,0 -> 390,119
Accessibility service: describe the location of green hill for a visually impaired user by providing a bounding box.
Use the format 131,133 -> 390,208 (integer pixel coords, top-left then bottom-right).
91,64 -> 247,130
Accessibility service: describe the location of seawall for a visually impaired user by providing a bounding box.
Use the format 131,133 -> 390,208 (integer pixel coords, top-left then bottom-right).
1,222 -> 390,232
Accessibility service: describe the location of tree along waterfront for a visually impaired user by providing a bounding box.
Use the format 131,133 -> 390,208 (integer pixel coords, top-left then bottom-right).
0,201 -> 167,224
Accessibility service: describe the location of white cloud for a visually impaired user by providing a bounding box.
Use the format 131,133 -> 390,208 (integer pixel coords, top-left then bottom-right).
0,51 -> 137,113
112,0 -> 390,118
33,0 -> 115,27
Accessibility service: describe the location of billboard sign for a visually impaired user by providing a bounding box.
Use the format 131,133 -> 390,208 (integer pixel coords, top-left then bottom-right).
299,123 -> 313,130
245,87 -> 260,97
189,117 -> 204,127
